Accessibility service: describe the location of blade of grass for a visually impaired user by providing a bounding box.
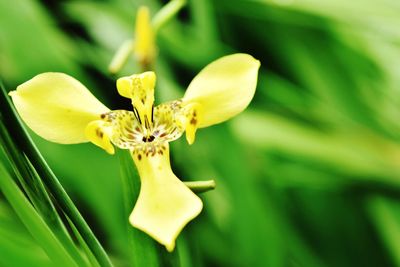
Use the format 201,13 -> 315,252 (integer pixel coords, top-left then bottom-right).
0,120 -> 89,267
67,217 -> 101,267
230,111 -> 400,182
0,150 -> 78,267
367,197 -> 400,267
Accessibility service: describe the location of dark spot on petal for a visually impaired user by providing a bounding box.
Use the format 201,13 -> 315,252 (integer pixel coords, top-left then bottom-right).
96,129 -> 103,138
125,127 -> 134,133
138,154 -> 142,161
100,114 -> 105,119
190,118 -> 197,125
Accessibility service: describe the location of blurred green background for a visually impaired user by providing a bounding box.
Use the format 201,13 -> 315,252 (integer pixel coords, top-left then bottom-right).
2,0 -> 400,266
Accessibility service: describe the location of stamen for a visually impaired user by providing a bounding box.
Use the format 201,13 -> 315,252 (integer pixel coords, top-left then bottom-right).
116,72 -> 156,135
133,107 -> 142,124
151,104 -> 154,123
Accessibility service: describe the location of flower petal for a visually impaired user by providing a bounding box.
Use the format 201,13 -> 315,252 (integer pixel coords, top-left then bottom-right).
135,6 -> 156,65
129,144 -> 203,251
183,53 -> 260,127
174,102 -> 203,145
9,72 -> 110,144
85,120 -> 115,154
116,72 -> 156,129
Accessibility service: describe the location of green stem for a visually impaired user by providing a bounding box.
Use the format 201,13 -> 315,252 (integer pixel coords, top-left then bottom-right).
184,180 -> 216,193
108,39 -> 135,74
67,216 -> 101,267
0,82 -> 114,267
152,0 -> 187,33
0,122 -> 89,267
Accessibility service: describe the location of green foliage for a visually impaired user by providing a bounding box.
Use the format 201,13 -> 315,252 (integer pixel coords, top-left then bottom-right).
1,0 -> 400,266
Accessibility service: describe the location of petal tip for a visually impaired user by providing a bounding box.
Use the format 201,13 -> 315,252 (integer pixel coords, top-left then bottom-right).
165,242 -> 175,252
129,189 -> 203,251
8,90 -> 16,97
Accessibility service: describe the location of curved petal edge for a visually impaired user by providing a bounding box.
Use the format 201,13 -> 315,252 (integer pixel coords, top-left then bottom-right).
10,72 -> 110,144
129,145 -> 203,251
183,53 -> 260,128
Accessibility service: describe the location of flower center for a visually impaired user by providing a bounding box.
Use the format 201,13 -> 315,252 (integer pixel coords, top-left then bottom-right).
101,100 -> 185,150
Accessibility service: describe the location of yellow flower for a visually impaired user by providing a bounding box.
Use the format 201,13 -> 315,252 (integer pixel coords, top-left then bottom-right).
9,54 -> 260,251
109,0 -> 187,73
109,6 -> 156,73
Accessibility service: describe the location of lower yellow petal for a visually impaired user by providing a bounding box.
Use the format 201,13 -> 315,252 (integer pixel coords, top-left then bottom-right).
129,144 -> 203,251
9,73 -> 110,144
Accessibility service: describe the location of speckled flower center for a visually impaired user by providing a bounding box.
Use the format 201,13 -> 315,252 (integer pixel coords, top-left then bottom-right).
101,100 -> 185,151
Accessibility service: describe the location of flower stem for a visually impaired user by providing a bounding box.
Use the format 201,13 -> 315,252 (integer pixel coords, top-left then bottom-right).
152,0 -> 187,33
108,39 -> 135,74
184,180 -> 216,193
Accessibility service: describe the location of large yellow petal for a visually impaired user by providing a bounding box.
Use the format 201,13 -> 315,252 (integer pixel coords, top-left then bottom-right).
182,53 -> 260,128
129,144 -> 203,251
9,72 -> 110,144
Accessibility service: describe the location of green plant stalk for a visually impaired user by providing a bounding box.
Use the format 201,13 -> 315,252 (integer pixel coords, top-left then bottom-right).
0,120 -> 62,226
0,121 -> 89,267
152,0 -> 186,33
108,39 -> 135,74
0,82 -> 114,267
67,216 -> 101,267
0,152 -> 78,267
184,180 -> 216,193
367,197 -> 400,267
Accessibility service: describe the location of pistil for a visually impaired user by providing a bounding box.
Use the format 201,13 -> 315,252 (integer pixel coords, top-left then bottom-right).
116,72 -> 156,137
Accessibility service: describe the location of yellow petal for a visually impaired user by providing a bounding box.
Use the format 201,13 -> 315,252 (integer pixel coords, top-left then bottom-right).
182,53 -> 260,128
85,120 -> 115,154
116,72 -> 156,130
175,102 -> 203,145
9,72 -> 110,144
135,6 -> 156,65
129,144 -> 203,251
